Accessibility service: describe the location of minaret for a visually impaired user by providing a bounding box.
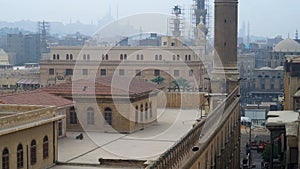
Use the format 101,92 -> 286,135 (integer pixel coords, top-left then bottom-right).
212,0 -> 239,93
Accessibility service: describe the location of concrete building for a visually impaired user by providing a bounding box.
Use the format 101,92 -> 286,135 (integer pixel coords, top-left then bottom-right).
0,104 -> 64,169
5,33 -> 41,65
284,56 -> 300,110
266,110 -> 299,169
251,66 -> 284,103
42,76 -> 162,133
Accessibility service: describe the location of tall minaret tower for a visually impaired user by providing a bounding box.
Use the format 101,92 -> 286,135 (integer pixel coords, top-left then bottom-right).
212,0 -> 239,93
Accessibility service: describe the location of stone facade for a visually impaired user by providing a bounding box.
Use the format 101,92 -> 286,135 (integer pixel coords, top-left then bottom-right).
40,46 -> 209,91
0,104 -> 63,169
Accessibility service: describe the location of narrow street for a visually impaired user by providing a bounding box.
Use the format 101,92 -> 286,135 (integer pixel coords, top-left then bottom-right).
240,126 -> 270,169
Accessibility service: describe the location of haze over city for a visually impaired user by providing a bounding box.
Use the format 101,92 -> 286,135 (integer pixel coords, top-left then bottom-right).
0,0 -> 299,38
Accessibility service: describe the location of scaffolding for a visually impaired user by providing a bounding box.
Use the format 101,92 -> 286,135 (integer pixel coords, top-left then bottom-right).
168,5 -> 185,38
38,21 -> 50,53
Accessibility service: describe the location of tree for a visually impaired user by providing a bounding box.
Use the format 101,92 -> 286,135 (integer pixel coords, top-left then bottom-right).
151,76 -> 165,84
171,77 -> 190,91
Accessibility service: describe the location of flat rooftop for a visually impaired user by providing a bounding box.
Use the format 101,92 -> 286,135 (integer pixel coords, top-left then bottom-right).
54,108 -> 200,168
267,110 -> 298,127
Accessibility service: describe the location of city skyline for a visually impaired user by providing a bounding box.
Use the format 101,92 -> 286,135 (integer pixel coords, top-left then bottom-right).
0,0 -> 299,38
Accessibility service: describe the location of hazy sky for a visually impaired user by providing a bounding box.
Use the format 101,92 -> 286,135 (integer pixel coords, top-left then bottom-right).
0,0 -> 299,38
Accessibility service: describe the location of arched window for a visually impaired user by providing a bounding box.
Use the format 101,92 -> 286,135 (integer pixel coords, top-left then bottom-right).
185,55 -> 188,61
2,148 -> 9,169
145,103 -> 148,120
17,144 -> 23,168
102,54 -> 105,60
87,107 -> 95,125
177,55 -> 180,60
188,55 -> 191,61
104,108 -> 112,125
155,55 -> 158,60
30,140 -> 37,165
141,54 -> 144,60
53,54 -> 56,60
70,54 -> 73,60
66,54 -> 69,60
159,55 -> 162,60
135,106 -> 139,123
43,136 -> 49,159
69,107 -> 77,124
173,55 -> 176,61
57,54 -> 60,60
140,104 -> 143,122
87,54 -> 90,60
120,54 -> 123,60
150,102 -> 153,118
83,54 -> 86,60
137,54 -> 140,60
105,54 -> 108,60
124,54 -> 127,60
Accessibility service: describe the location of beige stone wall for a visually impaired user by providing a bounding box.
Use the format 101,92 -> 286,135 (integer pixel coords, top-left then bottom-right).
40,46 -> 208,90
157,92 -> 206,109
66,94 -> 158,133
0,123 -> 56,169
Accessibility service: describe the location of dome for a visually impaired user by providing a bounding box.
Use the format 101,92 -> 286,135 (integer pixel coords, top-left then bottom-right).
274,38 -> 300,52
0,49 -> 9,65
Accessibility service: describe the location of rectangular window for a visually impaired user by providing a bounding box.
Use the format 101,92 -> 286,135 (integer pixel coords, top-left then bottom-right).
70,111 -> 77,124
82,69 -> 88,75
136,69 -> 141,76
119,69 -> 125,76
154,69 -> 160,76
58,120 -> 63,136
49,68 -> 54,75
66,69 -> 73,75
189,69 -> 194,76
174,70 -> 179,77
100,69 -> 106,76
87,112 -> 94,125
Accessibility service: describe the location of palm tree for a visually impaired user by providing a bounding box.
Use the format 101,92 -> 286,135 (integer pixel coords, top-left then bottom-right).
151,76 -> 165,84
172,77 -> 190,91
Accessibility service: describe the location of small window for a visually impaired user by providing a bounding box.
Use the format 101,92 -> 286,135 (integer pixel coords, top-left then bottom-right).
120,54 -> 123,60
140,54 -> 144,60
66,69 -> 73,75
136,69 -> 141,76
57,54 -> 60,60
53,54 -> 56,60
105,54 -> 109,60
2,148 -> 9,169
43,136 -> 49,159
30,140 -> 37,165
87,107 -> 95,125
145,103 -> 148,120
87,54 -> 90,60
189,69 -> 194,76
174,70 -> 179,77
135,106 -> 139,123
177,55 -> 180,60
159,55 -> 162,60
83,54 -> 86,60
17,144 -> 23,168
150,102 -> 153,118
173,55 -> 176,61
154,69 -> 160,76
137,54 -> 140,60
69,108 -> 77,124
100,69 -> 106,76
104,108 -> 112,125
49,68 -> 54,75
124,54 -> 127,60
140,104 -> 143,121
155,55 -> 158,60
163,42 -> 167,46
66,54 -> 69,60
188,55 -> 191,61
70,54 -> 73,60
101,54 -> 105,60
119,69 -> 125,76
185,55 -> 188,61
82,69 -> 88,75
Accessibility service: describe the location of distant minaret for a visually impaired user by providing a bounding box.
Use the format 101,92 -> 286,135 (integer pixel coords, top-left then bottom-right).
213,0 -> 239,93
296,30 -> 299,40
